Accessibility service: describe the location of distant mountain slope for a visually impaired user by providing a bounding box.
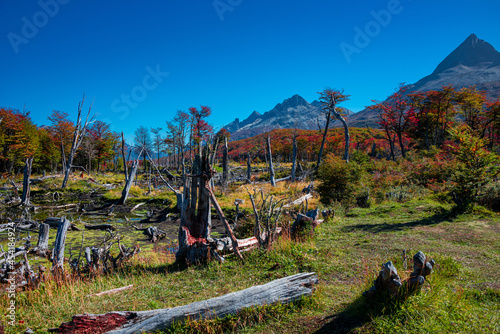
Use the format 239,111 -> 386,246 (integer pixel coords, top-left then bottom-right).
348,34 -> 500,128
223,94 -> 352,141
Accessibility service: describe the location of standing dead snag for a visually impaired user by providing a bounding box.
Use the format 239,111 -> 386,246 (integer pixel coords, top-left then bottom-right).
20,157 -> 33,206
52,218 -> 70,274
246,153 -> 252,183
221,136 -> 229,194
117,160 -> 139,205
62,94 -> 94,189
29,223 -> 50,257
318,89 -> 351,163
176,145 -> 242,264
266,135 -> 276,187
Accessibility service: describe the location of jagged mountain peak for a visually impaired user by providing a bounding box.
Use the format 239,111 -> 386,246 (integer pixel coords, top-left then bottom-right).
432,33 -> 500,75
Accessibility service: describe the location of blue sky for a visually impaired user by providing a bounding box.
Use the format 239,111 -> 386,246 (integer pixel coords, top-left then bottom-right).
1,0 -> 499,142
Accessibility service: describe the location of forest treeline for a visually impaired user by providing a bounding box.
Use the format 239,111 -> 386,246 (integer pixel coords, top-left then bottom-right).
0,84 -> 499,177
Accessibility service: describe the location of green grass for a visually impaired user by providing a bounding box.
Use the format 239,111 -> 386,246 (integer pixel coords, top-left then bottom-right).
1,181 -> 499,333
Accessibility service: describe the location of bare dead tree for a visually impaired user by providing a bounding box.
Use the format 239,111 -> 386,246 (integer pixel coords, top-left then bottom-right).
221,136 -> 229,194
20,157 -> 33,206
317,89 -> 350,166
121,132 -> 129,182
247,188 -> 285,249
117,160 -> 139,205
246,153 -> 251,183
62,94 -> 94,189
266,135 -> 276,187
291,128 -> 298,182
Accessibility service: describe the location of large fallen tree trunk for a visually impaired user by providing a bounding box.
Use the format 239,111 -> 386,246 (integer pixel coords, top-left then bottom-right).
55,272 -> 318,334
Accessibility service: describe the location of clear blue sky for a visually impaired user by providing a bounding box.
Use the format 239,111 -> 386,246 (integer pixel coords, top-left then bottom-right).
1,0 -> 499,142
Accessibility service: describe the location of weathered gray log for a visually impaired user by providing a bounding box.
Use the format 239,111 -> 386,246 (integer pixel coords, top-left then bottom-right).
275,175 -> 291,183
29,223 -> 50,257
20,157 -> 33,206
52,218 -> 70,271
117,160 -> 139,205
55,272 -> 318,334
84,224 -> 116,231
266,135 -> 276,187
284,194 -> 313,208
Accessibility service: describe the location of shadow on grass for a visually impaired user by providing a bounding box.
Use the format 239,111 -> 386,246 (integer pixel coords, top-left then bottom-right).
341,207 -> 458,233
314,293 -> 401,334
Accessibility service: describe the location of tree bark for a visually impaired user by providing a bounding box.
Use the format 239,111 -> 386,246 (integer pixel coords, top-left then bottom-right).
55,273 -> 318,334
332,109 -> 350,163
267,136 -> 276,187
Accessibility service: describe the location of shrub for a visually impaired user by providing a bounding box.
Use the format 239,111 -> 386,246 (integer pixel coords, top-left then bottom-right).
317,154 -> 364,206
448,126 -> 500,211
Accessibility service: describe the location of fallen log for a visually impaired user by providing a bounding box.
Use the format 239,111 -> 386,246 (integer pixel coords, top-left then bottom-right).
37,203 -> 78,210
284,194 -> 312,208
45,217 -> 81,231
87,284 -> 134,298
55,272 -> 318,334
84,224 -> 116,231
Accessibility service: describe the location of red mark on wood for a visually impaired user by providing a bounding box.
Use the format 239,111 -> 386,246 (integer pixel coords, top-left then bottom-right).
56,313 -> 133,334
182,226 -> 207,246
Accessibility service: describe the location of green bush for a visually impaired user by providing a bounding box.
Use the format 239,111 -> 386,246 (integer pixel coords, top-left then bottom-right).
448,126 -> 500,211
317,154 -> 364,206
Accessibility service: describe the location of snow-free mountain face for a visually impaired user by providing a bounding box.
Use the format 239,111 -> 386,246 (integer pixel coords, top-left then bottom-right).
348,34 -> 500,128
224,94 -> 352,141
224,34 -> 500,136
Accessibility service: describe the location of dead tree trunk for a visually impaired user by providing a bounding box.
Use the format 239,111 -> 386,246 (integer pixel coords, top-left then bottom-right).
176,145 -> 242,264
55,273 -> 318,334
221,137 -> 229,194
332,109 -> 350,163
52,218 -> 70,272
117,161 -> 139,205
121,132 -> 128,182
267,135 -> 276,187
246,153 -> 251,183
30,223 -> 50,257
291,134 -> 297,182
62,95 -> 94,189
317,110 -> 331,168
20,157 -> 33,206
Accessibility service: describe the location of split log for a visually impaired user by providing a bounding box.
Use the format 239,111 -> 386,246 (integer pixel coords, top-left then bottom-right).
52,218 -> 70,271
55,272 -> 318,334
